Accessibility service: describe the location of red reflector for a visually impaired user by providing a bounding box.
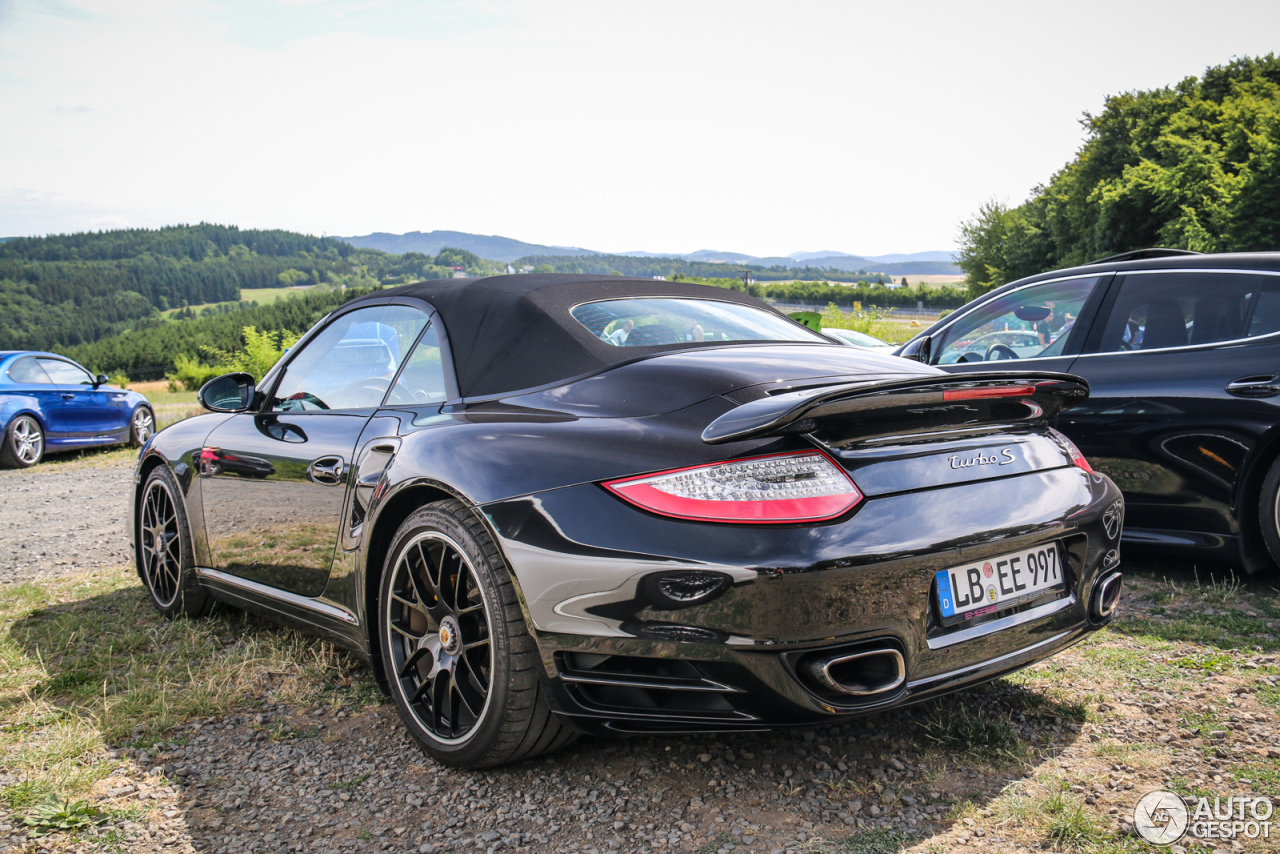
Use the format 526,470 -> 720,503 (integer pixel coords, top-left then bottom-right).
604,451 -> 862,524
942,385 -> 1034,401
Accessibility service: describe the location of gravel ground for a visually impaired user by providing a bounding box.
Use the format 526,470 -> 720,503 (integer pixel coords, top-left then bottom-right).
0,454 -> 134,584
2,452 -> 1278,853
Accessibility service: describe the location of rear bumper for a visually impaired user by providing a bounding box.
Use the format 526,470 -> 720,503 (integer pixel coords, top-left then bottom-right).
482,465 -> 1124,733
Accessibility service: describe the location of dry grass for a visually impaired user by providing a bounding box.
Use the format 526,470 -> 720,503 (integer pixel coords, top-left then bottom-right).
0,565 -> 377,814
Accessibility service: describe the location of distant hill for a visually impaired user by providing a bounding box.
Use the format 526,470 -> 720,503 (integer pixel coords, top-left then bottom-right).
338,230 -> 596,263
340,230 -> 961,273
616,246 -> 959,274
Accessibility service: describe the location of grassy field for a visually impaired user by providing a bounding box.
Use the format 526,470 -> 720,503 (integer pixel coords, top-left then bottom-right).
159,286 -> 308,318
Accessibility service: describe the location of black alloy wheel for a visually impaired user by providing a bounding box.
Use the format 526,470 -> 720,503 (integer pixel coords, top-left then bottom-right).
0,415 -> 44,468
137,466 -> 210,618
379,500 -> 575,768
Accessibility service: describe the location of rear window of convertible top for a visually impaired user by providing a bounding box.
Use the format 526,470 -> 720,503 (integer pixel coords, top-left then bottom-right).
570,297 -> 824,348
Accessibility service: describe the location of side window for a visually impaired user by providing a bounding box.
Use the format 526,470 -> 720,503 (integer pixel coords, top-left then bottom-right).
8,357 -> 53,384
270,305 -> 428,412
1247,281 -> 1280,338
935,276 -> 1103,365
38,358 -> 94,385
1095,272 -> 1267,353
385,325 -> 447,405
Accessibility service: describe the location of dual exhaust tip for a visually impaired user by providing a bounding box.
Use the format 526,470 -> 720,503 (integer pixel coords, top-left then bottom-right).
800,647 -> 906,699
799,574 -> 1121,699
1090,571 -> 1123,621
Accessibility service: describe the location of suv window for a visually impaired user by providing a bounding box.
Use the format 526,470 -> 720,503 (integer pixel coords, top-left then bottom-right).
38,358 -> 94,385
1095,272 -> 1275,353
935,276 -> 1104,365
7,356 -> 53,384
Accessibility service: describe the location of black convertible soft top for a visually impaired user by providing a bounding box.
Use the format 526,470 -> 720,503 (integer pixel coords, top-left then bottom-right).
350,274 -> 807,398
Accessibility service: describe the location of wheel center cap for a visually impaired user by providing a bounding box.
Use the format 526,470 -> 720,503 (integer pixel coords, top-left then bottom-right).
438,616 -> 461,655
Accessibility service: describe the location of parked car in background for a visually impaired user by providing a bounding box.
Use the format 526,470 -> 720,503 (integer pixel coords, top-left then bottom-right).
898,249 -> 1280,572
133,274 -> 1122,768
0,351 -> 154,468
820,327 -> 896,352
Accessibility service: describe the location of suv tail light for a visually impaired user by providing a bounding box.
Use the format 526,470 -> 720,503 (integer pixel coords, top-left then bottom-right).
603,451 -> 862,524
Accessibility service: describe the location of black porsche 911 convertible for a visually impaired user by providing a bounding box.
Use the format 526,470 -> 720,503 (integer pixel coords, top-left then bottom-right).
131,274 -> 1124,768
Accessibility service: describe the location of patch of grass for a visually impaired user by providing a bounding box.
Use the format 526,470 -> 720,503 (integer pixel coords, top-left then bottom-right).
268,722 -> 324,742
0,565 -> 378,805
1113,612 -> 1280,651
918,701 -> 1021,762
1094,741 -> 1161,761
1257,683 -> 1280,712
1,780 -> 52,811
831,827 -> 914,853
1042,788 -> 1105,847
992,784 -> 1106,850
1168,652 -> 1236,673
327,771 -> 371,792
1177,703 -> 1227,739
1235,761 -> 1280,792
1166,775 -> 1214,800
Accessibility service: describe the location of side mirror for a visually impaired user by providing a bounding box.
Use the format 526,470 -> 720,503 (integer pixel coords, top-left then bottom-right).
897,334 -> 933,364
93,374 -> 110,388
199,372 -> 257,413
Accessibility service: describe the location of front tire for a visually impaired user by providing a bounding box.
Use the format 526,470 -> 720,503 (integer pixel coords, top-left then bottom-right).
137,466 -> 211,618
379,500 -> 575,768
0,415 -> 44,468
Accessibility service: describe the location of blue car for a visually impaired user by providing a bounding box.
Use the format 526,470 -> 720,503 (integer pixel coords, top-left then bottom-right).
0,351 -> 155,468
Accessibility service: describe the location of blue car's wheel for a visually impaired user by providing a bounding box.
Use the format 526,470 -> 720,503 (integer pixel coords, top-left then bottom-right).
379,500 -> 575,768
0,415 -> 43,469
137,466 -> 210,619
130,406 -> 155,446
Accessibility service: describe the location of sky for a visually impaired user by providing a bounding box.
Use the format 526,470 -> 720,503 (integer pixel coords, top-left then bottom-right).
2,0 -> 1279,258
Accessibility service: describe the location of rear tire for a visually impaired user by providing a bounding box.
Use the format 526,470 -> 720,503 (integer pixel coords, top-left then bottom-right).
378,499 -> 575,768
0,415 -> 44,468
129,406 -> 155,446
137,466 -> 211,619
1258,458 -> 1280,569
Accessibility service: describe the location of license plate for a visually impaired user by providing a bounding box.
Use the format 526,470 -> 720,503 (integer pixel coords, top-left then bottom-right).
935,543 -> 1065,626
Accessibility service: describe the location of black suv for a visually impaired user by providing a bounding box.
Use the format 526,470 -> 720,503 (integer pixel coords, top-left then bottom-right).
898,249 -> 1280,573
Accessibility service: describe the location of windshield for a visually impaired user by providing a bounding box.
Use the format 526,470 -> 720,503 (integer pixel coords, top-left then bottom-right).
571,298 -> 825,347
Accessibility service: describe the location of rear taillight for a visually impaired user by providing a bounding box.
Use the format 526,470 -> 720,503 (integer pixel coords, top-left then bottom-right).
1051,429 -> 1095,474
603,451 -> 862,524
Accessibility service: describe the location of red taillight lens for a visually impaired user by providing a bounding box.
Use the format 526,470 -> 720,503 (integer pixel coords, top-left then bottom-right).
1051,429 -> 1095,474
603,451 -> 862,524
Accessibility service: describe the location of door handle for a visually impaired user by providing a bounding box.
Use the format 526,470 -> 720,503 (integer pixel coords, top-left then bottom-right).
307,456 -> 346,486
61,393 -> 74,400
1226,375 -> 1280,398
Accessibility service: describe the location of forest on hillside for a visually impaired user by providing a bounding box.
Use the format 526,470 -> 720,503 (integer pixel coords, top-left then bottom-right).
0,224 -> 501,355
958,54 -> 1280,293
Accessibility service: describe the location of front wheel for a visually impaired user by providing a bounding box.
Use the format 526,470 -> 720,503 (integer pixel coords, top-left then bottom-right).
130,406 -> 155,446
137,466 -> 211,618
0,415 -> 44,468
378,500 -> 575,768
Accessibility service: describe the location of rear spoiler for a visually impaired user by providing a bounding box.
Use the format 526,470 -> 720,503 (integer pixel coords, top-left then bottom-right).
701,372 -> 1089,444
